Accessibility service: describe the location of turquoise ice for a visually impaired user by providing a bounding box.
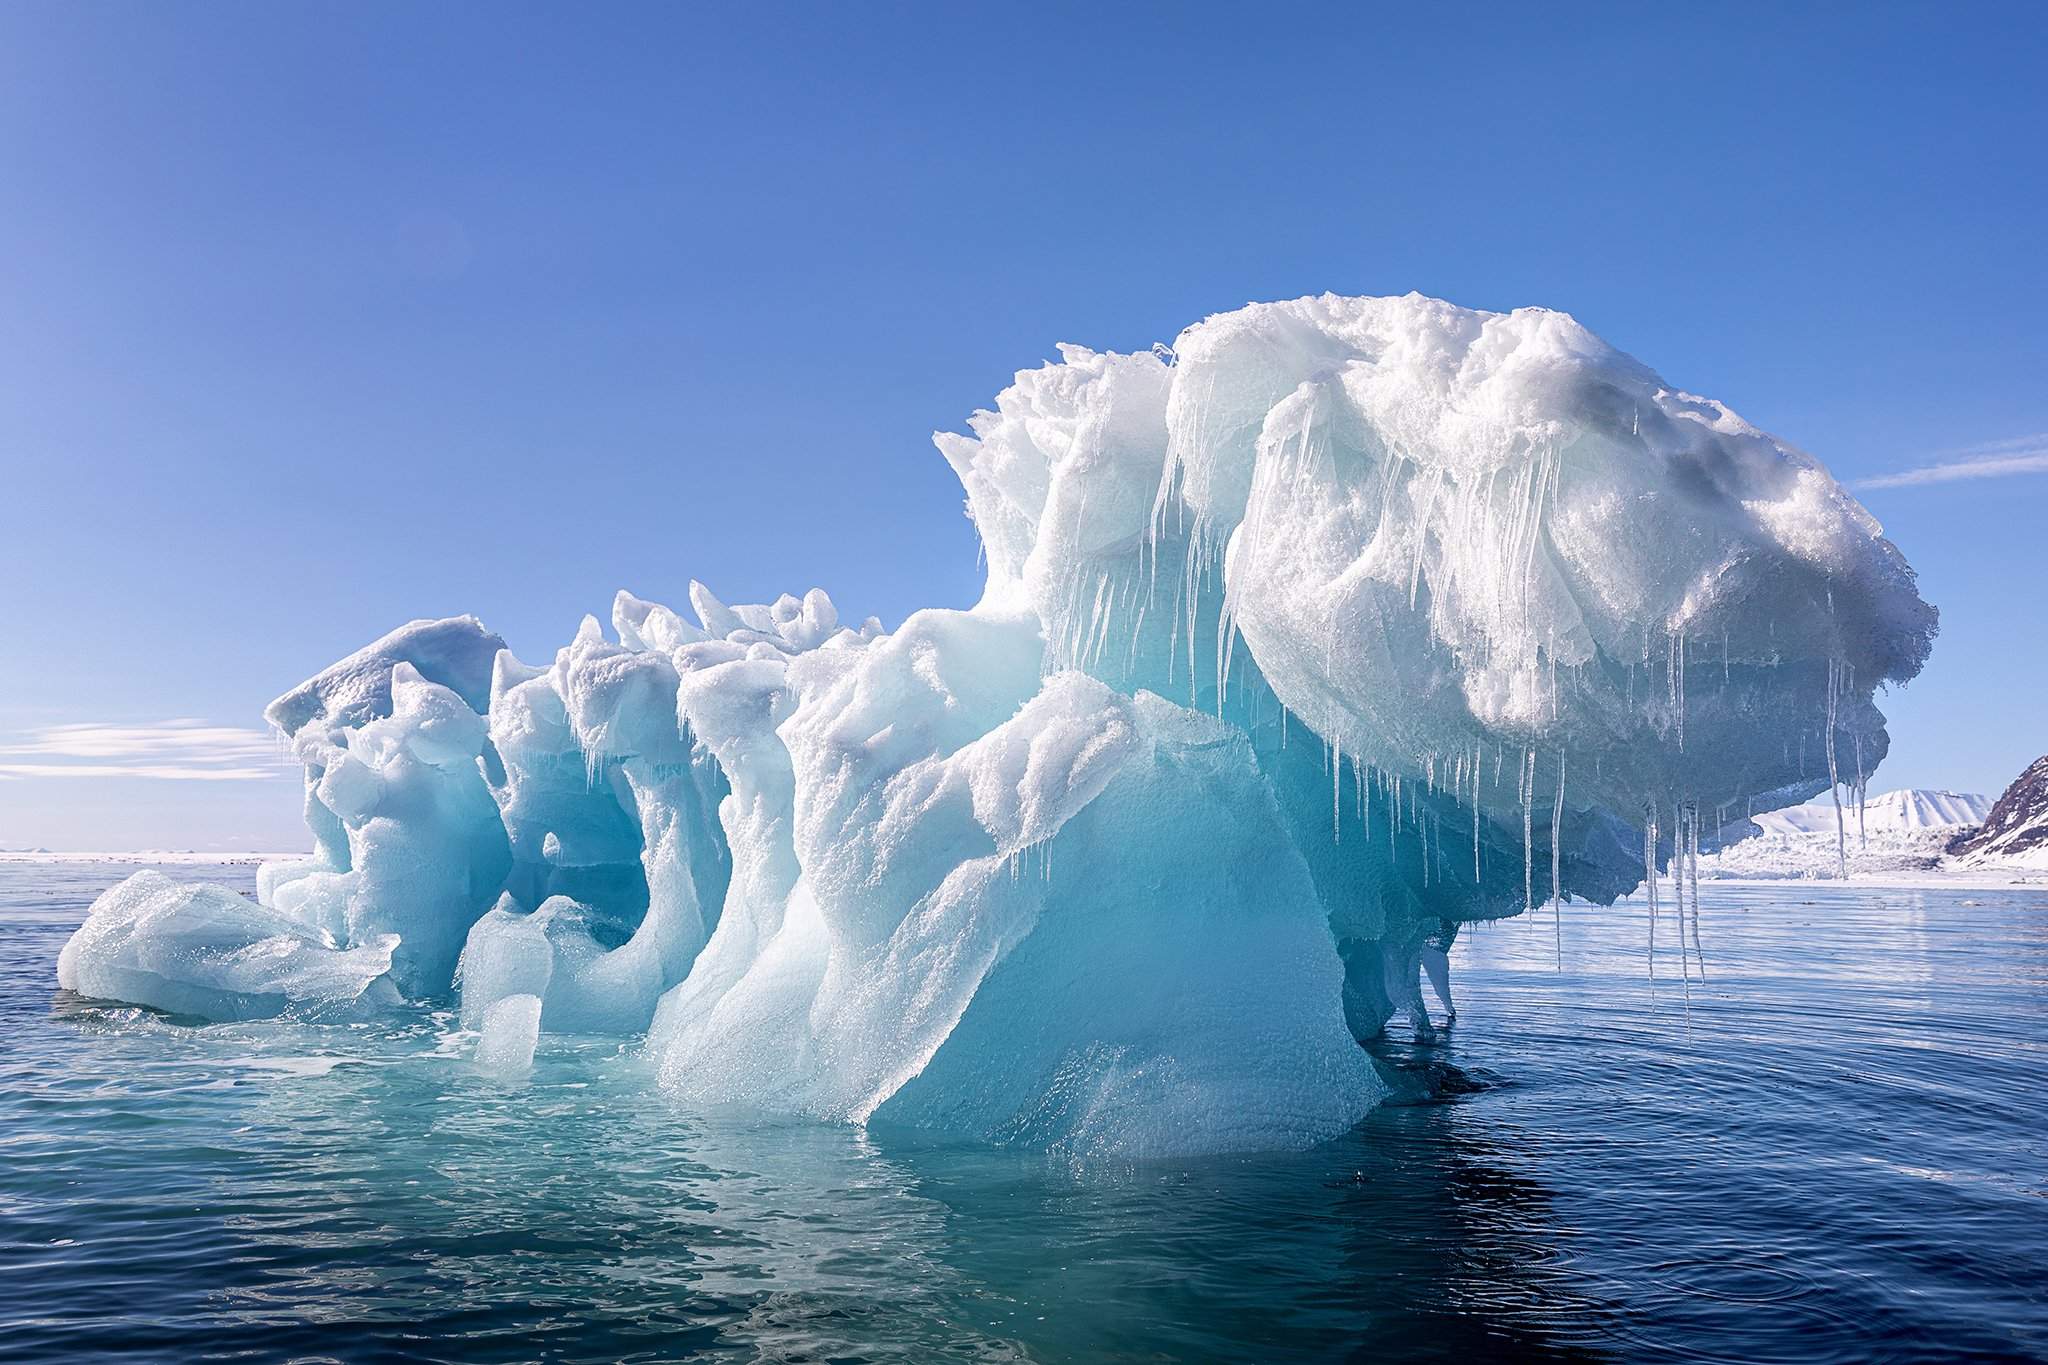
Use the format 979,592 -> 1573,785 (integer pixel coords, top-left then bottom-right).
58,293 -> 1935,1156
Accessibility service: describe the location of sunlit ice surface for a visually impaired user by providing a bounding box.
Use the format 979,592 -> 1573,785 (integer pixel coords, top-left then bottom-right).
8,860 -> 2045,1362
53,294 -> 1939,1160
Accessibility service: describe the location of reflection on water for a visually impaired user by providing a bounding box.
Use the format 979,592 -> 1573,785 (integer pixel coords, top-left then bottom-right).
3,862 -> 2044,1362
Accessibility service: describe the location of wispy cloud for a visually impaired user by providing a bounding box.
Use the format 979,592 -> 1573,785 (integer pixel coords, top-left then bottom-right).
1858,434 -> 2048,489
0,719 -> 292,781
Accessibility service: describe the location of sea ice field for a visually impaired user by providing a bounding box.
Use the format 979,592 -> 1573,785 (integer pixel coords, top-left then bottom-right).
8,858 -> 2046,1362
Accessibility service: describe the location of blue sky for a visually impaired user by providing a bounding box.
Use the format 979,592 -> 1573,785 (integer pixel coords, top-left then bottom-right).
1,3 -> 2043,848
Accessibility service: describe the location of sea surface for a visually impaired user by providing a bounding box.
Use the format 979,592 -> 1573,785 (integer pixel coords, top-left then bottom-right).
2,860 -> 2043,1363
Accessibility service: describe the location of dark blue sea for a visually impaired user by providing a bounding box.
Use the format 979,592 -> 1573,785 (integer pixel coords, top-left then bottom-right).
2,859 -> 2043,1362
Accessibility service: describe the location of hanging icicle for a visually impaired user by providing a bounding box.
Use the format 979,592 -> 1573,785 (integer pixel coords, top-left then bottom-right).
1674,799 -> 1692,1014
1644,802 -> 1659,997
1521,747 -> 1536,911
1687,802 -> 1707,981
1472,741 -> 1483,882
1552,748 -> 1566,971
1825,656 -> 1846,878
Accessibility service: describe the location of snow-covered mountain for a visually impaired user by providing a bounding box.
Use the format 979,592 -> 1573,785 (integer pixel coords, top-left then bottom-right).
1949,756 -> 2048,869
1750,788 -> 1991,837
1699,788 -> 1992,880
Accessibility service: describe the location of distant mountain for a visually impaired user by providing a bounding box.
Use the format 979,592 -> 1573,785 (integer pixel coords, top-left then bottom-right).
1949,756 -> 2048,868
1700,787 -> 1995,880
1750,788 -> 1991,837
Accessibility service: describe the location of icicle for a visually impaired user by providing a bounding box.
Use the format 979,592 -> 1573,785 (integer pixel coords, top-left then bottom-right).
1331,737 -> 1343,844
1675,630 -> 1685,752
1674,800 -> 1691,1010
1421,807 -> 1431,887
1644,802 -> 1659,997
1355,761 -> 1368,844
1853,729 -> 1867,851
1521,747 -> 1535,911
1687,804 -> 1707,981
1472,742 -> 1483,882
1552,748 -> 1565,971
1676,802 -> 1689,961
1540,638 -> 1556,732
1825,656 -> 1846,878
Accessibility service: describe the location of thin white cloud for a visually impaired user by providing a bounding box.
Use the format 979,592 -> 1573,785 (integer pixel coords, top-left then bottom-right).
0,719 -> 292,781
1931,432 -> 2048,455
0,762 -> 285,781
1858,435 -> 2048,489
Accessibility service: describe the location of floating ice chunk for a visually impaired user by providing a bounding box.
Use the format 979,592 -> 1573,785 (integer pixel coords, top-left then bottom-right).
475,993 -> 542,1074
455,894 -> 554,1024
58,870 -> 397,1021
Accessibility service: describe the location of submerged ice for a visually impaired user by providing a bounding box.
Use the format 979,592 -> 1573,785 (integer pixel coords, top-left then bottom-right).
59,293 -> 1935,1156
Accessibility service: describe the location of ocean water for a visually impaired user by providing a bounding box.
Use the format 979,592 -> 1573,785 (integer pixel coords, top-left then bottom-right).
2,861 -> 2043,1363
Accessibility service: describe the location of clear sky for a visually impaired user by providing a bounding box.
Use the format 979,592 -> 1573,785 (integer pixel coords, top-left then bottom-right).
1,3 -> 2043,849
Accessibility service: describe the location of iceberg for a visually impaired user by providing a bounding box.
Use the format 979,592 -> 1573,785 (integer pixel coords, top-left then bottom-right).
58,293 -> 1935,1155
57,870 -> 399,1020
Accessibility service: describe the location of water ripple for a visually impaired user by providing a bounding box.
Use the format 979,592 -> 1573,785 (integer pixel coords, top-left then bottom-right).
2,862 -> 2046,1361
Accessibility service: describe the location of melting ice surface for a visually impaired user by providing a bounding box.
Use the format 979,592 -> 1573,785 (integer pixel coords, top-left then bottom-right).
58,293 -> 1936,1156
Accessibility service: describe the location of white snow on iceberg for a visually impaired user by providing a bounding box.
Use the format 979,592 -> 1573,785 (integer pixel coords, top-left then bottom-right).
58,293 -> 1936,1156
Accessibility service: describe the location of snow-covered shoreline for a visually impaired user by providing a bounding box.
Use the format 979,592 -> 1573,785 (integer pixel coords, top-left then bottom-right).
1700,783 -> 2047,885
0,851 -> 310,865
1700,866 -> 2046,890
